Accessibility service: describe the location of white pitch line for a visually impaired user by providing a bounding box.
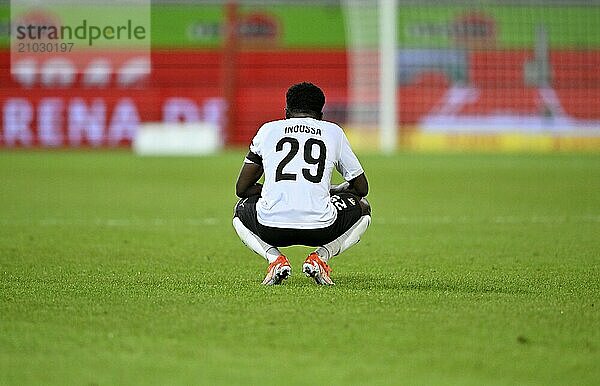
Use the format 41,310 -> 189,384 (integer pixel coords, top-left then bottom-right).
0,215 -> 599,227
373,215 -> 600,225
0,218 -> 223,227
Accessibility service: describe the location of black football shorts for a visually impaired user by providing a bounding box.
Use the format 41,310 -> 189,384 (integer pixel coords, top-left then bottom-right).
234,193 -> 366,247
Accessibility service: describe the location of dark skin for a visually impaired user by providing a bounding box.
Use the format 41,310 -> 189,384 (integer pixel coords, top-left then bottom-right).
235,109 -> 371,216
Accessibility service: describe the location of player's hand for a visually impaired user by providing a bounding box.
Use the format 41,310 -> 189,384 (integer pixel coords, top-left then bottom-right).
329,181 -> 350,194
247,183 -> 262,197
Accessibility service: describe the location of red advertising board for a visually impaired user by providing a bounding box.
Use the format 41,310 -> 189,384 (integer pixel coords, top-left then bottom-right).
1,48 -> 599,148
0,50 -> 348,147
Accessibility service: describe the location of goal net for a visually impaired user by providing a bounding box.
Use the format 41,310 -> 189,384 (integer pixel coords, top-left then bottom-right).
342,0 -> 600,152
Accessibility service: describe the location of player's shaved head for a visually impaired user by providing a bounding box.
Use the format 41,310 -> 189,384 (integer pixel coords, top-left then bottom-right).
285,82 -> 325,119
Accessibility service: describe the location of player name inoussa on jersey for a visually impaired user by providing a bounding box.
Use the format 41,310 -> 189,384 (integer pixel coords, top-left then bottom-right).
284,125 -> 322,136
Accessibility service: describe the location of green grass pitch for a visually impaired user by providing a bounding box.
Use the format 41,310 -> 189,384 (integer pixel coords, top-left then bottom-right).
1,150 -> 599,385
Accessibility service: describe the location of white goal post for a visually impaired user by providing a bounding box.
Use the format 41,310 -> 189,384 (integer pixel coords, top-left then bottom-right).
343,0 -> 398,153
379,0 -> 398,153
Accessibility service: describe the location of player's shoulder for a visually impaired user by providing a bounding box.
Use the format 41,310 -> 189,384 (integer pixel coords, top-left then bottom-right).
319,119 -> 348,138
250,119 -> 284,141
254,118 -> 287,136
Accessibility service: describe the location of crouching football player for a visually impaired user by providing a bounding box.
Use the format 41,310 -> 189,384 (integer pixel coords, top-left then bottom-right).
233,82 -> 371,285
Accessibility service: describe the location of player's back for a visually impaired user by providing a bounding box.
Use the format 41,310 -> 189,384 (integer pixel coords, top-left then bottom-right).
251,117 -> 363,229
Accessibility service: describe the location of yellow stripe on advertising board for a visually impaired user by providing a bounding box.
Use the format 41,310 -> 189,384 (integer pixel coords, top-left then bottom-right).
346,128 -> 600,152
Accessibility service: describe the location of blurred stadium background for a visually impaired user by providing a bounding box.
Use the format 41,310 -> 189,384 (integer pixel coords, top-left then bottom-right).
1,0 -> 599,153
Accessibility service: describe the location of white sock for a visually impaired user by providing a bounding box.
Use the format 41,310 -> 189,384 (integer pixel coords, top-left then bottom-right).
265,247 -> 282,263
315,246 -> 331,262
233,217 -> 282,262
321,215 -> 371,259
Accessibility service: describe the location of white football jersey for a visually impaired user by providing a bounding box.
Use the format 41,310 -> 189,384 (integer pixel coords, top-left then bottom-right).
245,117 -> 364,229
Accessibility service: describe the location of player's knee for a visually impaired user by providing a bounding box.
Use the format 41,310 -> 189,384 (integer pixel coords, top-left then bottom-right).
359,197 -> 371,216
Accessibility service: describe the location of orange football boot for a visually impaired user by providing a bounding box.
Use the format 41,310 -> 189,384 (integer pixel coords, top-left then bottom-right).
303,252 -> 334,285
261,255 -> 291,285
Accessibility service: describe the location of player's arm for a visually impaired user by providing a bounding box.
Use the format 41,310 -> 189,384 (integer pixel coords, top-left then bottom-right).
236,162 -> 264,198
333,127 -> 369,197
330,172 -> 369,197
